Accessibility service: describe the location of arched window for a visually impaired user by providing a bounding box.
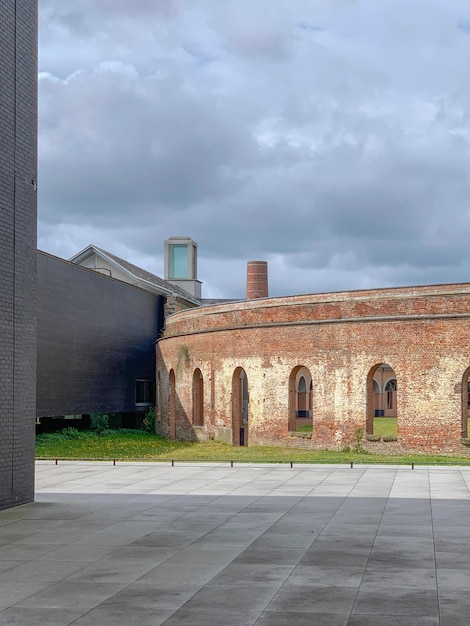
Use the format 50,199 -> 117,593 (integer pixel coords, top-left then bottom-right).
296,375 -> 310,418
232,368 -> 248,446
192,368 -> 204,426
367,363 -> 397,436
462,368 -> 470,438
157,371 -> 162,422
288,366 -> 313,432
168,369 -> 176,440
385,379 -> 397,411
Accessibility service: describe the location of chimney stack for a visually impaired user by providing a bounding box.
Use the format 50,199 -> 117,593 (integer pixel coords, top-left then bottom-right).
246,261 -> 268,299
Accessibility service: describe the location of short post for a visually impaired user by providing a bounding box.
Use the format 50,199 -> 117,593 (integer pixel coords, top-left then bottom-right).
113,459 -> 116,466
55,458 -> 58,465
411,462 -> 414,470
290,461 -> 293,468
230,460 -> 234,468
171,459 -> 174,467
350,461 -> 354,469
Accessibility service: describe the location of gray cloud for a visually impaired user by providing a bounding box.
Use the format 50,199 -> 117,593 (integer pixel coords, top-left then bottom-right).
38,0 -> 470,298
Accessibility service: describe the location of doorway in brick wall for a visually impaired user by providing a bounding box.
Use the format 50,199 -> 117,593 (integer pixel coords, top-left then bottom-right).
288,366 -> 313,433
169,369 -> 176,440
462,368 -> 470,438
367,363 -> 397,438
232,368 -> 248,446
192,368 -> 204,426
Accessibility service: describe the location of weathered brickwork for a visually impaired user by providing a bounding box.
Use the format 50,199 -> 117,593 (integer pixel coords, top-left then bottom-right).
0,2 -> 37,509
157,284 -> 470,453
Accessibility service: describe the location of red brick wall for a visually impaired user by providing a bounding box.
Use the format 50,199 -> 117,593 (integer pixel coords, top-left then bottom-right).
156,283 -> 470,453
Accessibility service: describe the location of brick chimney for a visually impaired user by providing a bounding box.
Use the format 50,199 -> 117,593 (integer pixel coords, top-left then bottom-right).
246,261 -> 268,299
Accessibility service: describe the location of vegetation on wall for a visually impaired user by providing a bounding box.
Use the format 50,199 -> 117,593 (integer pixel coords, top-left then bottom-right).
143,407 -> 156,433
176,343 -> 190,377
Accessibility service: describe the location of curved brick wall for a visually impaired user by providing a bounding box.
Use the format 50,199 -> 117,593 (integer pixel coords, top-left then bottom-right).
157,283 -> 470,453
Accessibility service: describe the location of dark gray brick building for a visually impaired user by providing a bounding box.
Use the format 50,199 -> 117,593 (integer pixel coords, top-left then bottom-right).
0,2 -> 38,509
36,252 -> 164,424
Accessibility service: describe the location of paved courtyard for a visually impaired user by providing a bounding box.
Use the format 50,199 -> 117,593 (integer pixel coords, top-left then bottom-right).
0,462 -> 470,625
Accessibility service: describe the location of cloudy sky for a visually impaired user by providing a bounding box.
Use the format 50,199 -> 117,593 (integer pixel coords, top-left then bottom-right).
38,0 -> 470,299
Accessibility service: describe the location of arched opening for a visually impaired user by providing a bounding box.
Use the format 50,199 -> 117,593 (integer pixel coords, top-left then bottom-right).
156,370 -> 162,423
367,363 -> 397,437
385,379 -> 397,412
462,368 -> 470,438
169,369 -> 176,440
192,368 -> 204,426
232,368 -> 248,446
288,366 -> 313,432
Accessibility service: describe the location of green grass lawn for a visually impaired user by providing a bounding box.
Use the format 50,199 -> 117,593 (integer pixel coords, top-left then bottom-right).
35,428 -> 470,466
296,424 -> 313,433
373,417 -> 397,437
297,418 -> 395,436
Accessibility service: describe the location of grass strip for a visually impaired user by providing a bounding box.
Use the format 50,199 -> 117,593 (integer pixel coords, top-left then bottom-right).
36,429 -> 470,466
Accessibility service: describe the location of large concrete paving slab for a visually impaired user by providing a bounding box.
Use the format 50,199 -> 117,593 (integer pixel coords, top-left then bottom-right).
0,461 -> 469,624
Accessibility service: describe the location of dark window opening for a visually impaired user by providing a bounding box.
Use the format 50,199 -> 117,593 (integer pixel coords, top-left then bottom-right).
136,380 -> 154,405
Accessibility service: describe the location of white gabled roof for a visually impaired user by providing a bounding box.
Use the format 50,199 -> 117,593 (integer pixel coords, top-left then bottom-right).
69,245 -> 201,305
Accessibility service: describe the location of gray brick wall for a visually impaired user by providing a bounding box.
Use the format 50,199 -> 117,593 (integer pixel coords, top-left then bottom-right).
0,1 -> 37,509
37,252 -> 164,418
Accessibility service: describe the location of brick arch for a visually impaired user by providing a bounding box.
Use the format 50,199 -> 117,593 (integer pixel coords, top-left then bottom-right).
384,378 -> 397,412
168,369 -> 176,440
156,370 -> 162,423
192,368 -> 204,426
158,284 -> 470,452
462,367 -> 470,438
366,363 -> 397,435
232,367 -> 248,446
288,365 -> 312,432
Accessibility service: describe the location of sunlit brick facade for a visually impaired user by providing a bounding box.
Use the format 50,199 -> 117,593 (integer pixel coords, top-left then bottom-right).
157,283 -> 470,454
